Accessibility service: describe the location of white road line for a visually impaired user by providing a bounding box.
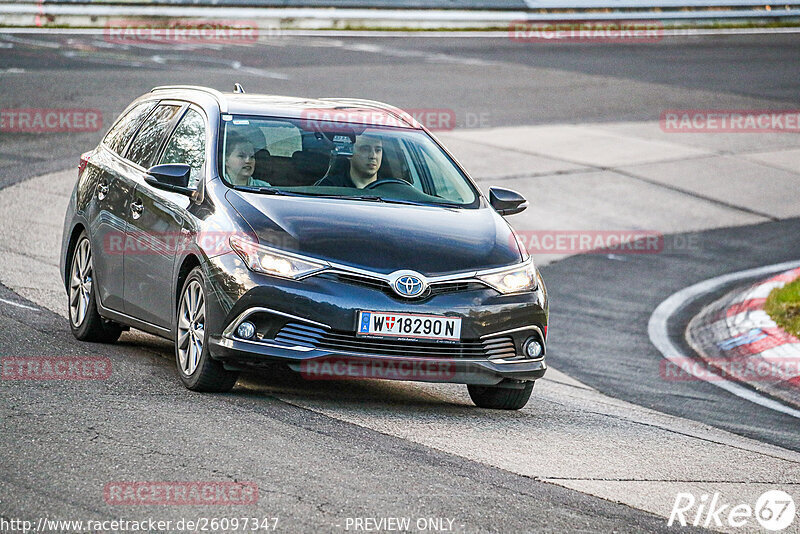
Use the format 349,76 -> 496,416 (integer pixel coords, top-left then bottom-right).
0,297 -> 39,311
2,27 -> 800,37
232,65 -> 290,80
0,34 -> 60,48
648,260 -> 800,419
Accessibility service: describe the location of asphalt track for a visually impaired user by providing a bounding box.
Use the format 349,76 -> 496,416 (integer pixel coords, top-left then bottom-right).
1,31 -> 799,532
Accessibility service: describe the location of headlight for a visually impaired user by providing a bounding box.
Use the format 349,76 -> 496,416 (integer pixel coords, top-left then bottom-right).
478,261 -> 537,294
230,236 -> 328,279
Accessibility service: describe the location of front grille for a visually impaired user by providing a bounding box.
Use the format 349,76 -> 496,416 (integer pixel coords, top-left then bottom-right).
273,321 -> 516,359
322,272 -> 390,292
430,281 -> 486,296
319,272 -> 486,299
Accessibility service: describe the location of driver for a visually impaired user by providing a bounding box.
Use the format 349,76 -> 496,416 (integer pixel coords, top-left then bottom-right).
317,132 -> 383,188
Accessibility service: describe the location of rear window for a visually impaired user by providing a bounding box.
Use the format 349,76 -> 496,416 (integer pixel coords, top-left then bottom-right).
103,101 -> 157,156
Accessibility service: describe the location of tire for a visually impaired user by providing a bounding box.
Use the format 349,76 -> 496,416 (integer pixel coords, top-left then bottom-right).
175,267 -> 238,392
68,232 -> 123,343
467,381 -> 534,410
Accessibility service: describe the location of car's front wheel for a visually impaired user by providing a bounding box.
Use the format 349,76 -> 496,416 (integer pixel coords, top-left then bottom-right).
467,381 -> 534,410
68,232 -> 123,343
176,267 -> 239,392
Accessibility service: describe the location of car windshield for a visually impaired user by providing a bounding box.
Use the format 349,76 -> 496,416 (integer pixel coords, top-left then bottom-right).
217,115 -> 480,208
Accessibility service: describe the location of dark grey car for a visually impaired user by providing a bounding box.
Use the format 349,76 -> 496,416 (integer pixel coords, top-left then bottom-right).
60,85 -> 548,410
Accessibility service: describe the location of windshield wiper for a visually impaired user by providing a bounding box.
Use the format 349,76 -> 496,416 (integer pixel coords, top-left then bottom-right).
369,197 -> 461,208
236,186 -> 308,197
308,194 -> 461,208
237,187 -> 461,207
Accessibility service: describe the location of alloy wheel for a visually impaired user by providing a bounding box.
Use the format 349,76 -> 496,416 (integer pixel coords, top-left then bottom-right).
177,280 -> 205,376
69,238 -> 93,327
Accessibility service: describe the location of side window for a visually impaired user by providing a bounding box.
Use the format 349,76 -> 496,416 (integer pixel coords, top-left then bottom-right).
103,101 -> 157,156
126,104 -> 182,168
159,108 -> 206,189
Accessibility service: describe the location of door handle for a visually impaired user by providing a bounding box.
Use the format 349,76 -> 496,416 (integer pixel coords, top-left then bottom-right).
131,199 -> 144,220
97,181 -> 109,200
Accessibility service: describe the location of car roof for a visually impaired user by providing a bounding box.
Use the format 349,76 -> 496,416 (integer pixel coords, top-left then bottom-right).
149,85 -> 422,130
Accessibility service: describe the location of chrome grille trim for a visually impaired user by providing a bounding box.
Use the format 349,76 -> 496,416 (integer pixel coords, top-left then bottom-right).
320,271 -> 487,297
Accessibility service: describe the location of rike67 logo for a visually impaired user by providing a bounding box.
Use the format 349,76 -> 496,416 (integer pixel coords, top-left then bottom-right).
669,490 -> 796,531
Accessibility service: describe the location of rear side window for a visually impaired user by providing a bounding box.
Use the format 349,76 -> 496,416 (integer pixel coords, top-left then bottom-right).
262,123 -> 302,156
126,104 -> 183,168
159,108 -> 207,189
103,101 -> 157,156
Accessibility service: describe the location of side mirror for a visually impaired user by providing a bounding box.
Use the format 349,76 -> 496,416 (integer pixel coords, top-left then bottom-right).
145,164 -> 193,195
489,187 -> 528,216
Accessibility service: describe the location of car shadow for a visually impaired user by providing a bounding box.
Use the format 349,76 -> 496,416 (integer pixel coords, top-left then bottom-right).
113,331 -> 488,412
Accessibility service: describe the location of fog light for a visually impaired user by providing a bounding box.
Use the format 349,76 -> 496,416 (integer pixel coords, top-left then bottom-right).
236,321 -> 256,339
523,337 -> 543,359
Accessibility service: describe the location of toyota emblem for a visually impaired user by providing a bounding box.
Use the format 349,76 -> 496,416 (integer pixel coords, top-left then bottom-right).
393,275 -> 425,298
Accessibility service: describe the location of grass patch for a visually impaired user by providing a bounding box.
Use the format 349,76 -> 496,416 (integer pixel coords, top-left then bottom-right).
765,276 -> 800,338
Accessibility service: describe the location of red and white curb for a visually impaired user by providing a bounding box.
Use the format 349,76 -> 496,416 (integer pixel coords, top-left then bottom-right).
686,266 -> 800,409
649,260 -> 800,419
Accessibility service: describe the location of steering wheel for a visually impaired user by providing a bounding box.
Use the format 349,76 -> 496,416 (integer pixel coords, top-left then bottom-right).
364,178 -> 411,190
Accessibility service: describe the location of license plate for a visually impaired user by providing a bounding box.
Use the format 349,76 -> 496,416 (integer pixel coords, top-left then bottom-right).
357,311 -> 462,342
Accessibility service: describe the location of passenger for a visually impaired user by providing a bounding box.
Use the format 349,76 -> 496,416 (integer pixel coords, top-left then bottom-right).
317,132 -> 384,188
224,132 -> 270,187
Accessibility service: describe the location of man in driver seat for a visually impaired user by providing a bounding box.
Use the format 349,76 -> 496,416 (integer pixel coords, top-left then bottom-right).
317,132 -> 384,188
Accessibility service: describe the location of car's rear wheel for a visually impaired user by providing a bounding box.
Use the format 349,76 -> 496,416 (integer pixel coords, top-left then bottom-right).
68,232 -> 123,343
176,267 -> 238,392
467,381 -> 534,410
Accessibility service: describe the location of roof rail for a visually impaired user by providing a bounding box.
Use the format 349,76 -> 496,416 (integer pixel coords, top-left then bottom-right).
150,85 -> 228,112
318,97 -> 420,129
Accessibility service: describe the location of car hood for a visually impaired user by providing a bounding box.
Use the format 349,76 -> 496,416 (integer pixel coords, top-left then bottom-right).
225,190 -> 522,275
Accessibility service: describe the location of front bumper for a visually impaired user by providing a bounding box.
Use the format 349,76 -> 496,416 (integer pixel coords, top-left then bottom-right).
204,253 -> 548,386
210,335 -> 546,385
